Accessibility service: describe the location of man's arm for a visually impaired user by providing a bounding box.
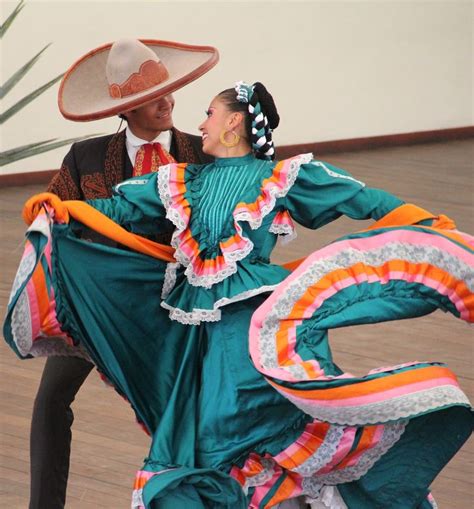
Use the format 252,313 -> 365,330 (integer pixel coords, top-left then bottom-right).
47,145 -> 82,200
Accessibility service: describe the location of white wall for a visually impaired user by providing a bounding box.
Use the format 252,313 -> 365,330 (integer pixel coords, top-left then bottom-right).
1,0 -> 472,174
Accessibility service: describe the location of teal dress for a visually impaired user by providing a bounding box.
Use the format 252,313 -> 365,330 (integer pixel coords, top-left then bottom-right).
4,153 -> 472,508
90,153 -> 402,323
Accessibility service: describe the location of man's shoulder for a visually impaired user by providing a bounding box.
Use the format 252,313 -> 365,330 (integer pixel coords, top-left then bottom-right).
71,131 -> 124,156
171,127 -> 211,164
173,129 -> 201,143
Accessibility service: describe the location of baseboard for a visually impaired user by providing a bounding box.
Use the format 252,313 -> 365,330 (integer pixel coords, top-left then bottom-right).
0,169 -> 58,187
275,125 -> 474,159
1,126 -> 473,187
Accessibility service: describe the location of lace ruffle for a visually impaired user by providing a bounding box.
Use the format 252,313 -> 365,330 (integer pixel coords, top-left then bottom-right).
157,155 -> 312,290
252,237 -> 474,381
161,284 -> 279,325
233,153 -> 312,230
131,487 -> 144,509
242,461 -> 275,495
306,486 -> 348,509
301,422 -> 406,498
161,262 -> 180,299
269,209 -> 297,244
284,384 -> 470,426
290,425 -> 345,476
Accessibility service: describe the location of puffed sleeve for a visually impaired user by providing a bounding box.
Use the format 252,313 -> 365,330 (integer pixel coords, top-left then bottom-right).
87,174 -> 167,234
285,159 -> 404,229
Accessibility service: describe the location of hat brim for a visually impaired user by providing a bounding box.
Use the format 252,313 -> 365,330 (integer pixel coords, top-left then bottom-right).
58,39 -> 219,122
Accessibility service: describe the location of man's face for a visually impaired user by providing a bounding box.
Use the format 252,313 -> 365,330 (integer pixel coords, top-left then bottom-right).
125,94 -> 175,137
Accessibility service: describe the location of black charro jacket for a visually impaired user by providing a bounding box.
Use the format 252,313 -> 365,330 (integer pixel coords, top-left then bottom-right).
48,127 -> 211,200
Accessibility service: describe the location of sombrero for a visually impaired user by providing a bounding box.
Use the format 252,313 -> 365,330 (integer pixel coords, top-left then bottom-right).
58,38 -> 219,122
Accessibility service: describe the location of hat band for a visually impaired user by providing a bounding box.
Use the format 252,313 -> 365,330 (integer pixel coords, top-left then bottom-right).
108,60 -> 169,99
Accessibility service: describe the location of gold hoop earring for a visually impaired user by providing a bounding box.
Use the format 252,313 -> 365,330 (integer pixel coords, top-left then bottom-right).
219,130 -> 240,148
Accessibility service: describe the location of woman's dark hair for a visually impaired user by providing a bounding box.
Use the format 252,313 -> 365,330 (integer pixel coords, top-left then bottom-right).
218,82 -> 280,160
252,82 -> 280,130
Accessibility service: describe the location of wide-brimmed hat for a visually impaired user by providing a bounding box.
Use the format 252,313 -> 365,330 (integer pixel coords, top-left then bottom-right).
58,38 -> 219,121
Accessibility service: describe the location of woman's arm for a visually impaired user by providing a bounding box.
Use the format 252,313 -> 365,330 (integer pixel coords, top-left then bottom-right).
285,159 -> 403,229
87,174 -> 166,233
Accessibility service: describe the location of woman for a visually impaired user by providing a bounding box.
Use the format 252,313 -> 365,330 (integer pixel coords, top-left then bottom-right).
7,82 -> 473,508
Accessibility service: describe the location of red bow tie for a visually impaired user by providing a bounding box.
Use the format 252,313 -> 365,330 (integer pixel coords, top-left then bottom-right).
132,143 -> 176,176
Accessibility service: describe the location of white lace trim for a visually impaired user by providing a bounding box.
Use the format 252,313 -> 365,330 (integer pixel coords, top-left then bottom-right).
11,283 -> 89,359
307,486 -> 348,509
131,487 -> 144,509
161,302 -> 221,325
115,179 -> 149,192
269,223 -> 298,245
284,384 -> 470,426
9,209 -> 53,307
181,239 -> 254,290
11,289 -> 33,355
291,425 -> 345,476
428,493 -> 439,509
256,241 -> 474,378
301,422 -> 406,496
158,163 -> 251,290
235,153 -> 313,231
242,458 -> 276,495
157,155 -> 312,290
30,338 -> 90,360
312,161 -> 365,188
162,284 -> 279,324
8,245 -> 37,305
323,422 -> 405,484
161,262 -> 180,299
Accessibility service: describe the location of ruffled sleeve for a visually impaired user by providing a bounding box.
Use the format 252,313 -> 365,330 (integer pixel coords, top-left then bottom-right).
269,209 -> 297,243
87,171 -> 167,235
285,159 -> 404,229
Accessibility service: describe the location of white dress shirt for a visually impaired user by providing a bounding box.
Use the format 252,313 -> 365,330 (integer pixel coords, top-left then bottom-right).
125,127 -> 172,166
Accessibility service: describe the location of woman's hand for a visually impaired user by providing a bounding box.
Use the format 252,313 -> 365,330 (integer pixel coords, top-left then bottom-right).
22,192 -> 69,225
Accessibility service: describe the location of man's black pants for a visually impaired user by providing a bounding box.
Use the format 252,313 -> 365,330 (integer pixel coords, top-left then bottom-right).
29,356 -> 93,509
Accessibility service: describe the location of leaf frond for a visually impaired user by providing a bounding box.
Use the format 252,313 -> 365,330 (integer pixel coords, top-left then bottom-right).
0,44 -> 52,99
0,0 -> 25,39
0,73 -> 64,124
0,134 -> 102,166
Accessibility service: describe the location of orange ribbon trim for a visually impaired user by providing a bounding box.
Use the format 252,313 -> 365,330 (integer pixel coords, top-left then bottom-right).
282,204 -> 464,272
363,203 -> 456,232
24,197 -> 467,270
64,200 -> 176,262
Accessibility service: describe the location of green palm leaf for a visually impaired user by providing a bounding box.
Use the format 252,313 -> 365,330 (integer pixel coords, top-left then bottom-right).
0,1 -> 98,173
0,73 -> 63,124
0,0 -> 25,39
0,139 -> 57,159
0,135 -> 101,166
1,44 -> 51,99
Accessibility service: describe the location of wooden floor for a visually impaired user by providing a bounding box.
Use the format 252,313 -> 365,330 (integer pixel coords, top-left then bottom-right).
1,140 -> 472,508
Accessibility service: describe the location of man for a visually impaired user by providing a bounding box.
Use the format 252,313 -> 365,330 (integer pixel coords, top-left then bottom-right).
30,38 -> 218,509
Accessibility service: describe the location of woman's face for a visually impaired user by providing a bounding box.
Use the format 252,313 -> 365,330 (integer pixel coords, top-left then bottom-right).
198,96 -> 233,156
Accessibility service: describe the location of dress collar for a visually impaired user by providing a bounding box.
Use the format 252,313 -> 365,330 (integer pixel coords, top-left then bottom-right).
214,152 -> 255,167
